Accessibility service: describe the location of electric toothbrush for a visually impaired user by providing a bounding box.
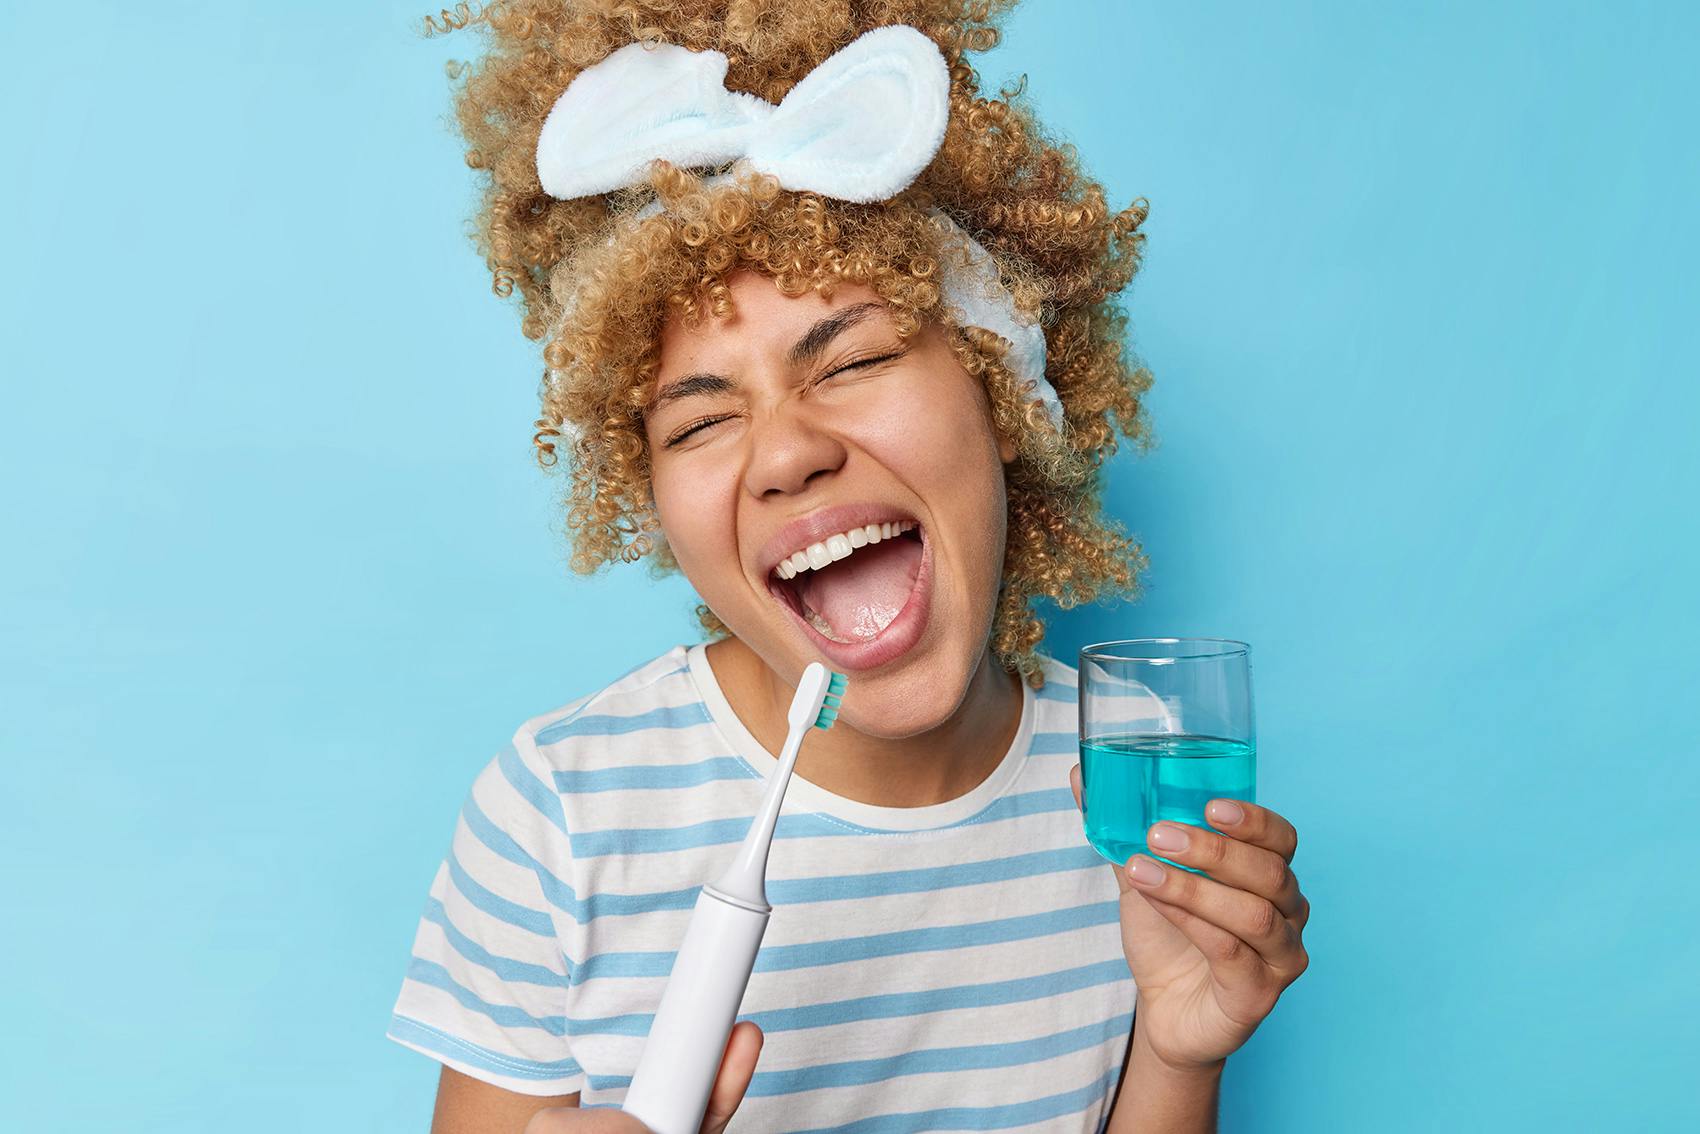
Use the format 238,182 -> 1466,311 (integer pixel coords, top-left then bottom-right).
619,661 -> 847,1134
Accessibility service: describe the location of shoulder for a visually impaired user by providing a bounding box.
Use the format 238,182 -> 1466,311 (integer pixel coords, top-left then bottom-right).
508,644 -> 705,774
457,645 -> 702,857
511,645 -> 700,752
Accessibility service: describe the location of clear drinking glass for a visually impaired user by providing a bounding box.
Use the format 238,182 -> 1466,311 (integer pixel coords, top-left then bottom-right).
1079,638 -> 1256,873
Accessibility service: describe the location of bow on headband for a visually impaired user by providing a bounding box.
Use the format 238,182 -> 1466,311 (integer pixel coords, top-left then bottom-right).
534,23 -> 1062,431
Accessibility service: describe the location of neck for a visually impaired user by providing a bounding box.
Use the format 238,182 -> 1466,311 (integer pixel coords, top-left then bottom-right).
705,636 -> 1025,809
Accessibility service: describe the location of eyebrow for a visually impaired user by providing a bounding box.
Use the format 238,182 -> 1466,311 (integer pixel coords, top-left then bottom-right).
647,301 -> 887,415
786,301 -> 886,369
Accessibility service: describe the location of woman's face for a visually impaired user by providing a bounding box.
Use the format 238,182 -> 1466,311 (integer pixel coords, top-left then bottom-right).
644,268 -> 1016,738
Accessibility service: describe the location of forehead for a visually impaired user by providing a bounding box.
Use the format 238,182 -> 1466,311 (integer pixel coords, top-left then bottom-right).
655,269 -> 893,370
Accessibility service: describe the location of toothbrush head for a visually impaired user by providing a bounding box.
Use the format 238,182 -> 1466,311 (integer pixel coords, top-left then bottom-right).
813,671 -> 848,729
786,662 -> 847,732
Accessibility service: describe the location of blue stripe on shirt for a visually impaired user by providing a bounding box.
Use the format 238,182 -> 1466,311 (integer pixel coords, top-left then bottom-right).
1037,679 -> 1079,703
551,738 -> 1074,793
422,898 -> 567,987
446,853 -> 555,937
405,958 -> 567,1035
750,899 -> 1119,972
388,1013 -> 582,1082
1031,731 -> 1079,755
566,958 -> 1130,1037
951,786 -> 1079,829
553,755 -> 759,793
640,843 -> 1101,928
528,661 -> 691,747
567,787 -> 1079,857
498,743 -> 568,834
578,1013 -> 1122,1101
743,958 -> 1131,1034
534,700 -> 711,745
742,1011 -> 1133,1096
570,899 -> 1119,985
459,797 -> 582,917
553,755 -> 757,793
789,1063 -> 1121,1134
462,843 -> 1103,930
444,858 -> 702,934
582,1063 -> 1123,1130
766,845 -> 1105,905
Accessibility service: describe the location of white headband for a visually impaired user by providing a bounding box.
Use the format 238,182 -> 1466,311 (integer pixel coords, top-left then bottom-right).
533,24 -> 1063,438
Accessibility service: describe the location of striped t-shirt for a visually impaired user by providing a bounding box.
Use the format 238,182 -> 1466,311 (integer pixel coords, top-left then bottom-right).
388,642 -> 1138,1130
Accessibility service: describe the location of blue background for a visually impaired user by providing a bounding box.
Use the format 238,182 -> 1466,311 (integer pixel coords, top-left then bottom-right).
3,1 -> 1695,1129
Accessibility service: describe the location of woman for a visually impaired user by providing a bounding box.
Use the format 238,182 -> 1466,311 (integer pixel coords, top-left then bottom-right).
392,4 -> 1310,1131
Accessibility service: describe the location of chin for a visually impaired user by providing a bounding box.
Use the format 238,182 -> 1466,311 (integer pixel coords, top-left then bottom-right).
802,626 -> 986,740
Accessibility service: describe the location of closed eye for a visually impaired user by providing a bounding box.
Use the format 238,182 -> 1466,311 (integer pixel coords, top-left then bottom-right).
663,412 -> 737,448
809,349 -> 905,392
662,350 -> 906,448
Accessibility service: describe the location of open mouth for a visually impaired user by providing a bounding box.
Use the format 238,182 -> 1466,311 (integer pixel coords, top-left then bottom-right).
764,519 -> 932,668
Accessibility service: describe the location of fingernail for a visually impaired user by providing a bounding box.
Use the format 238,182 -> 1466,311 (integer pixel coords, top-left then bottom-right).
1127,857 -> 1166,887
1207,800 -> 1244,826
1147,822 -> 1190,853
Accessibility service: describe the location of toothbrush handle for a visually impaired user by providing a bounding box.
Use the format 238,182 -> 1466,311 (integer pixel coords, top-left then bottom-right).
620,886 -> 770,1134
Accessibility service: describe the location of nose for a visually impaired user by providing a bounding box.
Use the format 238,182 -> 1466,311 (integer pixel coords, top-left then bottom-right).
742,403 -> 847,500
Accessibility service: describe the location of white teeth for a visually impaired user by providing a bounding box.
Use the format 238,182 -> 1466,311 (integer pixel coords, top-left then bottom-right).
771,520 -> 920,581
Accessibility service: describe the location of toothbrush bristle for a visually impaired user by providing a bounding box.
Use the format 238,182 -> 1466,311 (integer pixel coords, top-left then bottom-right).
814,672 -> 847,728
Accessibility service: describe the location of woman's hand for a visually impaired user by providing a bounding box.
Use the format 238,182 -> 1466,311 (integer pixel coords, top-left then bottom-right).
522,1021 -> 764,1134
1070,765 -> 1310,1075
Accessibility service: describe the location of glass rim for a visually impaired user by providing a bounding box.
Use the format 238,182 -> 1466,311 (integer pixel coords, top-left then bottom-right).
1080,637 -> 1250,663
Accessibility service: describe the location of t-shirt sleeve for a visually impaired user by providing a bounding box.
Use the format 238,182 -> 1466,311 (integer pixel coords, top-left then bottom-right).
387,733 -> 585,1097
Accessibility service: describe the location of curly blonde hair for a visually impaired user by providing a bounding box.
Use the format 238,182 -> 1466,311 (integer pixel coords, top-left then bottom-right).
423,0 -> 1157,687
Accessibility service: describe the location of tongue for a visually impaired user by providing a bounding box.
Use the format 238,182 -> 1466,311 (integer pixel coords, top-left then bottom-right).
795,535 -> 922,641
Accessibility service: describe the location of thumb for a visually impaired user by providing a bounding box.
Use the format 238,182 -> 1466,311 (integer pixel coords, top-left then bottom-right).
1070,763 -> 1135,896
699,1020 -> 763,1134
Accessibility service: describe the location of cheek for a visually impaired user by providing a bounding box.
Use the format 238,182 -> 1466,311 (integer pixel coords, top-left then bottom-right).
853,370 -> 1005,510
652,463 -> 741,586
852,371 -> 1009,585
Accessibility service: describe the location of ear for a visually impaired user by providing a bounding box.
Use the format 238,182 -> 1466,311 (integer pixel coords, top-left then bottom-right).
997,429 -> 1017,465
